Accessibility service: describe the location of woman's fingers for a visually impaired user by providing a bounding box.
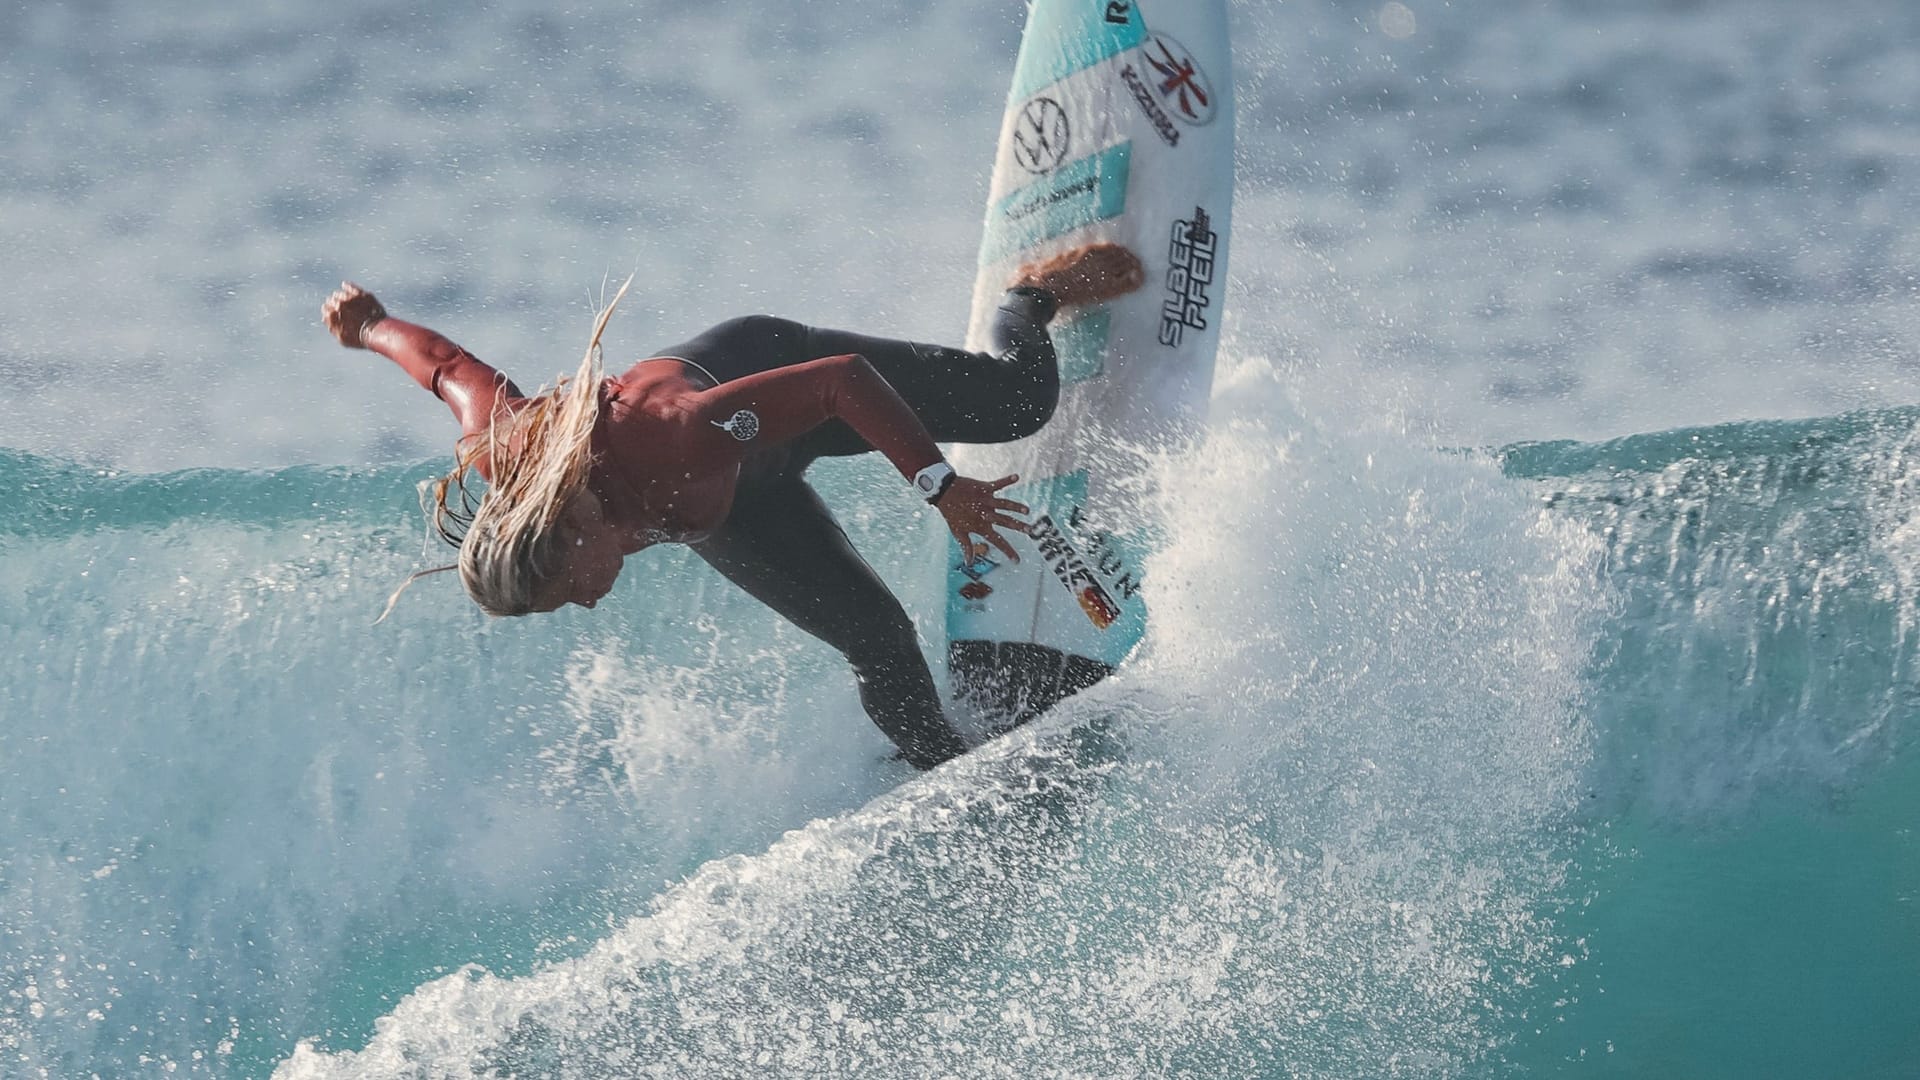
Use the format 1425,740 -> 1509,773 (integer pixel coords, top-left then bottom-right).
976,515 -> 1030,554
982,525 -> 1021,564
980,476 -> 1028,516
952,520 -> 1022,564
943,474 -> 1035,563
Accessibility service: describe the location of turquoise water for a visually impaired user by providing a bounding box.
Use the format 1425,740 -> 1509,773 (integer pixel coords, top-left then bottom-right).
1501,410 -> 1920,1077
1529,757 -> 1920,1077
4,394 -> 1915,1077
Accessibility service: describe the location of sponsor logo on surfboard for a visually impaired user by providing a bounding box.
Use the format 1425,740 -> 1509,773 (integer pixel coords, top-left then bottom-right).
1160,206 -> 1218,348
953,548 -> 1005,604
1104,2 -> 1134,26
1077,585 -> 1122,628
1068,503 -> 1143,602
1121,33 -> 1217,147
1030,513 -> 1124,630
1004,174 -> 1097,223
1145,34 -> 1216,126
1120,63 -> 1180,148
987,143 -> 1131,262
1012,97 -> 1071,174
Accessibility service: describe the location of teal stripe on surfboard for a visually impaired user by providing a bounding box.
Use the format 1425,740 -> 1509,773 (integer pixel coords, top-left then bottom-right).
1008,0 -> 1149,103
980,141 -> 1133,265
1053,307 -> 1112,386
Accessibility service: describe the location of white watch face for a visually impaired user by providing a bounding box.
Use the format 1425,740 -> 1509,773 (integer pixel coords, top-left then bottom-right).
918,475 -> 937,493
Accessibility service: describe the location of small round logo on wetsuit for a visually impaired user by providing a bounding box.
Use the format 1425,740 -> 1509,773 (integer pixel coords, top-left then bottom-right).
711,409 -> 760,441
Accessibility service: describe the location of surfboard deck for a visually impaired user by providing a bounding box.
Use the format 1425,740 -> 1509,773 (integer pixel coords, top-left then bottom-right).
946,0 -> 1234,733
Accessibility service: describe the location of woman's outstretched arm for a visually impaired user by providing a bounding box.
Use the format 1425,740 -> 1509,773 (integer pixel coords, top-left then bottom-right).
687,353 -> 942,476
322,281 -> 524,436
686,355 -> 1030,561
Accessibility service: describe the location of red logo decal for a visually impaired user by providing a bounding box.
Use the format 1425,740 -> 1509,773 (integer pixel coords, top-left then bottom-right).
1144,35 -> 1216,126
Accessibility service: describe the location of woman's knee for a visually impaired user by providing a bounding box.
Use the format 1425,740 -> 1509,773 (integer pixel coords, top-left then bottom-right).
971,341 -> 1059,439
1005,366 -> 1059,437
989,298 -> 1062,438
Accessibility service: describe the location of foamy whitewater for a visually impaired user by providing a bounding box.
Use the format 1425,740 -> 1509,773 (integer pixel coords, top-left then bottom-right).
3,1 -> 1916,1077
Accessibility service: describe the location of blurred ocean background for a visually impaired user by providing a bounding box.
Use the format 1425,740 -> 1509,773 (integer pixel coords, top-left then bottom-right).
2,0 -> 1916,1076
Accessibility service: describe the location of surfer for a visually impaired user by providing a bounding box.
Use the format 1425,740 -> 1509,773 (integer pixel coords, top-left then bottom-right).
322,243 -> 1143,769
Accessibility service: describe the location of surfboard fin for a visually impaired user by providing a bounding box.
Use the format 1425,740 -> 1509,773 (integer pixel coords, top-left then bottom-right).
949,640 -> 1113,738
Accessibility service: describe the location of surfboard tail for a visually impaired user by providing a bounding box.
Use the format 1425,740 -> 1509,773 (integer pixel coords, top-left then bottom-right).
949,639 -> 1114,737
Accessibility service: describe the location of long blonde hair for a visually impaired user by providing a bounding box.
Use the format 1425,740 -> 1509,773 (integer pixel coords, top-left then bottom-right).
389,279 -> 632,620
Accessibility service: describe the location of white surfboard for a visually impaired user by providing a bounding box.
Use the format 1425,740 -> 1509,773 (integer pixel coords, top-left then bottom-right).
946,0 -> 1233,731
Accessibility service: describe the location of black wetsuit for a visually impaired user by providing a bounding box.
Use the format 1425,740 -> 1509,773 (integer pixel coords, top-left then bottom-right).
657,288 -> 1061,769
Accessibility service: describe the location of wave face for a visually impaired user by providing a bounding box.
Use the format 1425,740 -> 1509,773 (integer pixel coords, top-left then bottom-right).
1496,409 -> 1920,1077
8,0 -> 1920,470
7,376 -> 1919,1078
1504,407 -> 1920,820
3,358 -> 1607,1077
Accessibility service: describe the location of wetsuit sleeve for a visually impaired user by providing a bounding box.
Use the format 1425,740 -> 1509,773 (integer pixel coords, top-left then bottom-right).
360,317 -> 525,436
688,354 -> 944,478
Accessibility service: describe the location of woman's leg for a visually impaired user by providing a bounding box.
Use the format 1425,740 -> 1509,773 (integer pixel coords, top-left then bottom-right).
789,288 -> 1062,458
651,315 -> 813,385
655,289 -> 1059,455
689,470 -> 969,770
662,292 -> 1060,768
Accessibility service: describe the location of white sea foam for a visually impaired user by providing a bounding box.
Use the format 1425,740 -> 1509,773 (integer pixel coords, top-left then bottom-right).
273,350 -> 1604,1078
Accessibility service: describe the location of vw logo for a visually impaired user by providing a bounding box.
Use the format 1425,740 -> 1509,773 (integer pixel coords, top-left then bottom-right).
1012,97 -> 1071,174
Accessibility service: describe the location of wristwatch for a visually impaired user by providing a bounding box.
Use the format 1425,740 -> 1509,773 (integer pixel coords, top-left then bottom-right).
913,462 -> 958,504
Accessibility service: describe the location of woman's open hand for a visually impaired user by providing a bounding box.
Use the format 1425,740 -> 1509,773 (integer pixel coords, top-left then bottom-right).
937,473 -> 1030,564
322,281 -> 389,349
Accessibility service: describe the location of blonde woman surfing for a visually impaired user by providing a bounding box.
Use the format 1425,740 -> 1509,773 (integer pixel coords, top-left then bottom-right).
322,244 -> 1143,769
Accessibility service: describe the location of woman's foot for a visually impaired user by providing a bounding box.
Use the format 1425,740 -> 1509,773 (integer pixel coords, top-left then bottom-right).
1013,243 -> 1146,309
